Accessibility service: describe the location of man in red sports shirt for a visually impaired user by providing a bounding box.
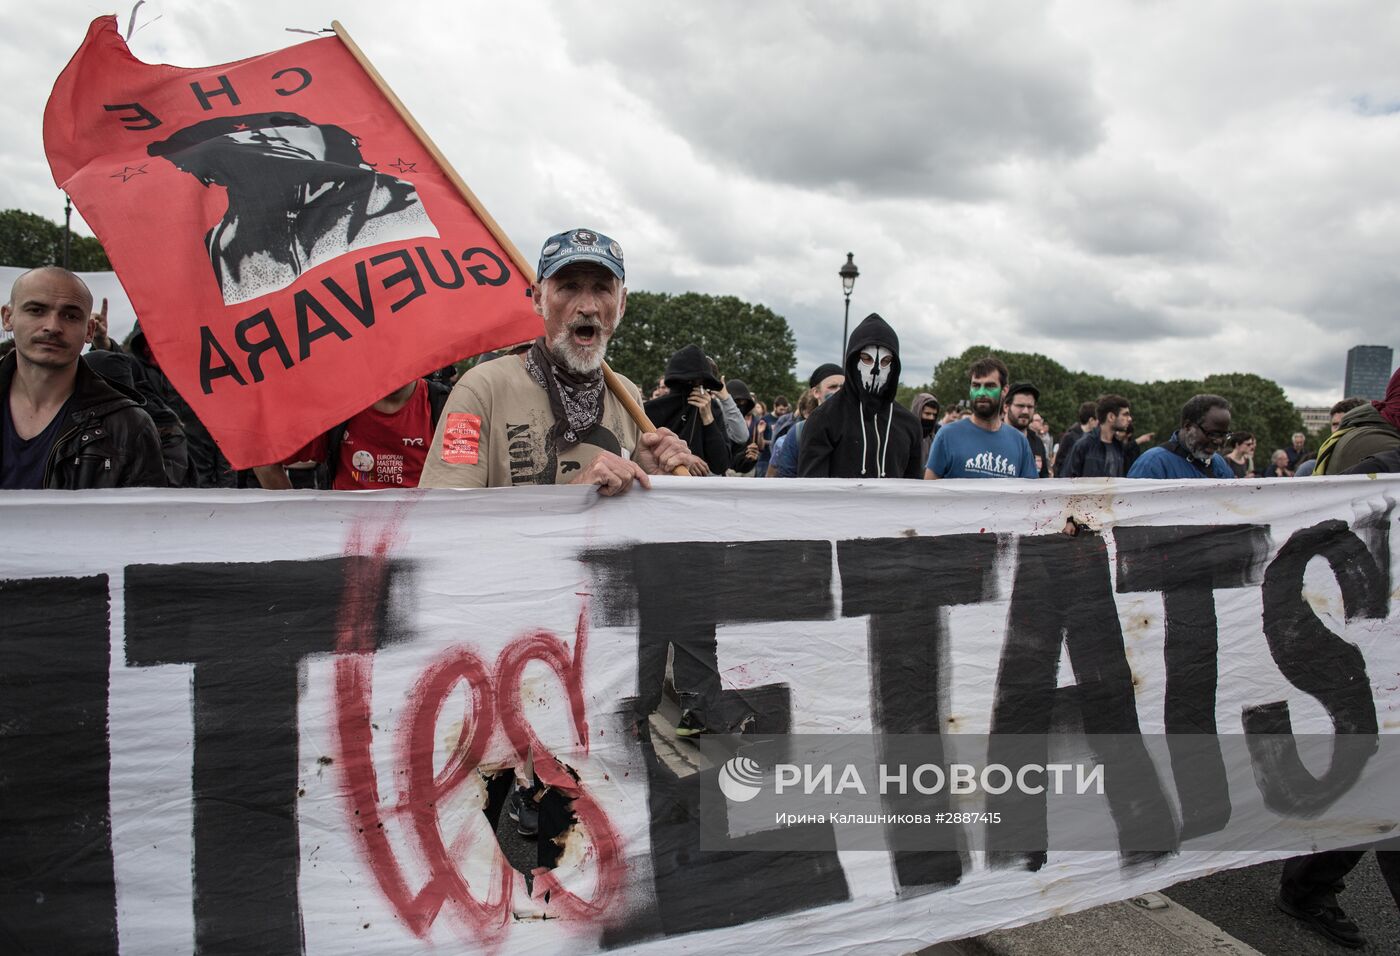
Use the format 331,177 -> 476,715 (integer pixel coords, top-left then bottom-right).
253,377 -> 449,489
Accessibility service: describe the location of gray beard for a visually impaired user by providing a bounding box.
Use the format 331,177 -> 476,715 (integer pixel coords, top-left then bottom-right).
1180,433 -> 1211,462
547,327 -> 608,376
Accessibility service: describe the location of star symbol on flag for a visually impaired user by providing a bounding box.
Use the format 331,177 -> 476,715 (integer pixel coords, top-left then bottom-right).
110,164 -> 149,183
388,158 -> 417,173
233,123 -> 249,131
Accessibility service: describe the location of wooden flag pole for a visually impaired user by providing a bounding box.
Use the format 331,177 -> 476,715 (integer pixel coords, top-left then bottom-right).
331,21 -> 688,476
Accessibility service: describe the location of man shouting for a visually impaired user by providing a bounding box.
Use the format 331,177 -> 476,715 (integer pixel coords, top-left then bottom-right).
420,228 -> 694,494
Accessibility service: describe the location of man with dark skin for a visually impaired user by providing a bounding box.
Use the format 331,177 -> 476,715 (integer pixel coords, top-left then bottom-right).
1126,394 -> 1234,479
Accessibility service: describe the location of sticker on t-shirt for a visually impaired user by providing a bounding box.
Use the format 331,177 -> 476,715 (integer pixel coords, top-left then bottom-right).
441,413 -> 481,464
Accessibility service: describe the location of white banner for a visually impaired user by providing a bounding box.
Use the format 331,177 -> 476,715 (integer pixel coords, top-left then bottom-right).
1,475 -> 1397,954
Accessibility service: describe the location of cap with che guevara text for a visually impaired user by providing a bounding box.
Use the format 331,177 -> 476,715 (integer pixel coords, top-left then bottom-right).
537,228 -> 625,281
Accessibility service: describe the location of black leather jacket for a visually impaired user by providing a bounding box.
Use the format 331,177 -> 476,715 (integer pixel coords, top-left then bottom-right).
1,353 -> 167,489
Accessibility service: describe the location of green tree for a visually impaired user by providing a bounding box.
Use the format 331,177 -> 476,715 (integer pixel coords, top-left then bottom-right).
1201,372 -> 1305,460
607,291 -> 799,404
916,345 -> 1303,455
0,208 -> 110,270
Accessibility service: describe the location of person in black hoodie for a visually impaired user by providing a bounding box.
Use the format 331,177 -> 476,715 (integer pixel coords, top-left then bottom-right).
643,344 -> 731,475
799,313 -> 922,479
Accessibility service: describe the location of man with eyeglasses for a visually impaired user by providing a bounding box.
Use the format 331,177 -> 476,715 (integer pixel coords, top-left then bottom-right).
1126,394 -> 1235,479
1003,382 -> 1051,478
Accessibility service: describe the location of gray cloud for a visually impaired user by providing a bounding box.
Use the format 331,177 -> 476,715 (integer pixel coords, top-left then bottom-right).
1007,270 -> 1189,344
8,1 -> 1400,410
1039,164 -> 1225,259
555,2 -> 1103,199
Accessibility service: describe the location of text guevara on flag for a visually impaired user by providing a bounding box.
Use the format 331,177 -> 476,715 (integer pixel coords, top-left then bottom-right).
44,17 -> 541,468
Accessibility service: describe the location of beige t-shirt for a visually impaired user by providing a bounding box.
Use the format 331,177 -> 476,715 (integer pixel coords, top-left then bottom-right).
419,354 -> 643,488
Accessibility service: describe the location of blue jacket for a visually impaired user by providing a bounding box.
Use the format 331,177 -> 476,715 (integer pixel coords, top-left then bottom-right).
1127,433 -> 1232,479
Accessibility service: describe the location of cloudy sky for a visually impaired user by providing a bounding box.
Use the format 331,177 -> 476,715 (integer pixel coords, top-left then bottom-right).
4,1 -> 1398,405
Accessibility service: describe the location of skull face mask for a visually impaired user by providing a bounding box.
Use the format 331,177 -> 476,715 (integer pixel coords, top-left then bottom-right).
857,345 -> 894,394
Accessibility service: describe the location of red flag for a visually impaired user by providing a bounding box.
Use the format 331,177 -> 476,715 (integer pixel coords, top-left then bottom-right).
44,17 -> 541,469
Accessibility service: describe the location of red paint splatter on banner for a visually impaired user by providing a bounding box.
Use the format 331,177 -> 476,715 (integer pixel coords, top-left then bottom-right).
495,602 -> 624,919
332,535 -> 624,946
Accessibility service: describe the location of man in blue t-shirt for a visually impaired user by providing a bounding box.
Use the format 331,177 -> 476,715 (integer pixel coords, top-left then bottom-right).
1126,394 -> 1235,479
924,354 -> 1038,480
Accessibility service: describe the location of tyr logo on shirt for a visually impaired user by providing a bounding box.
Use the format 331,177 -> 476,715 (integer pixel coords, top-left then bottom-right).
441,413 -> 481,465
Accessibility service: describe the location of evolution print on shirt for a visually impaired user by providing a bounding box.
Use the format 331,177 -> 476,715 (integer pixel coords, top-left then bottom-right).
147,111 -> 438,305
962,451 -> 1023,477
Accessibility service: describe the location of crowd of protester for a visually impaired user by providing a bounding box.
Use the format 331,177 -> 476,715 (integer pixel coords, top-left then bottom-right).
4,259 -> 1400,495
5,233 -> 1400,946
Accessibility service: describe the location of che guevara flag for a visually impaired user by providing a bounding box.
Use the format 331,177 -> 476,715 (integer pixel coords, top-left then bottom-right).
44,17 -> 542,469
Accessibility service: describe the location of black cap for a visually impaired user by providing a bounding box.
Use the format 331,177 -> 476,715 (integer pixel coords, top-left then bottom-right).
809,363 -> 844,388
1007,382 -> 1040,402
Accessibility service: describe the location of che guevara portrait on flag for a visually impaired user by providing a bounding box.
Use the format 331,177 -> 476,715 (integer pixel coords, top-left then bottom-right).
44,16 -> 542,469
147,111 -> 438,305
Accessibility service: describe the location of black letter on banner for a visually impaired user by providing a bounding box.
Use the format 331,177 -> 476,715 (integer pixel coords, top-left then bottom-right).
416,247 -> 465,289
369,249 -> 426,312
0,576 -> 118,953
103,101 -> 161,130
199,325 -> 248,393
1243,520 -> 1384,815
293,289 -> 352,360
271,67 -> 311,96
839,534 -> 998,893
190,75 -> 239,111
581,541 -> 849,945
126,558 -> 402,956
321,260 -> 377,329
462,247 -> 510,286
987,531 -> 1178,869
1114,524 -> 1270,840
233,309 -> 294,383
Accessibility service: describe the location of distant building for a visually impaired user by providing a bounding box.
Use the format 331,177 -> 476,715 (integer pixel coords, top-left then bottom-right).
1344,345 -> 1394,399
1298,407 -> 1330,433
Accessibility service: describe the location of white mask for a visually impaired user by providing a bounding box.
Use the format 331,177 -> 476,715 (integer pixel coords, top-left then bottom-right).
857,345 -> 894,393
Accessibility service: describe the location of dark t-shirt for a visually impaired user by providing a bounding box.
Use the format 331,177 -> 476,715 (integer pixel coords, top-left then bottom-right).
1103,440 -> 1124,478
1,395 -> 72,489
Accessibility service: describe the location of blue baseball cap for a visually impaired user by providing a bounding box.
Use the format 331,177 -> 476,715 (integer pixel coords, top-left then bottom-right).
537,228 -> 625,281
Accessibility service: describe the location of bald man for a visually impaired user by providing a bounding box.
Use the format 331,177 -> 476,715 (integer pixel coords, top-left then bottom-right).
1,266 -> 164,488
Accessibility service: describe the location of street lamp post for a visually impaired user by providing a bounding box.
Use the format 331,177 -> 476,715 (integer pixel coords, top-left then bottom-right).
839,252 -> 859,355
62,194 -> 73,269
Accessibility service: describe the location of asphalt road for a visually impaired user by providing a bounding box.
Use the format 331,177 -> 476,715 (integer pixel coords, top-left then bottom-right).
1167,853 -> 1399,954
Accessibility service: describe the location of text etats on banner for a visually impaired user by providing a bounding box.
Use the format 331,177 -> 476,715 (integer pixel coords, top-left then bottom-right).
1,477 -> 1398,954
43,16 -> 541,468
